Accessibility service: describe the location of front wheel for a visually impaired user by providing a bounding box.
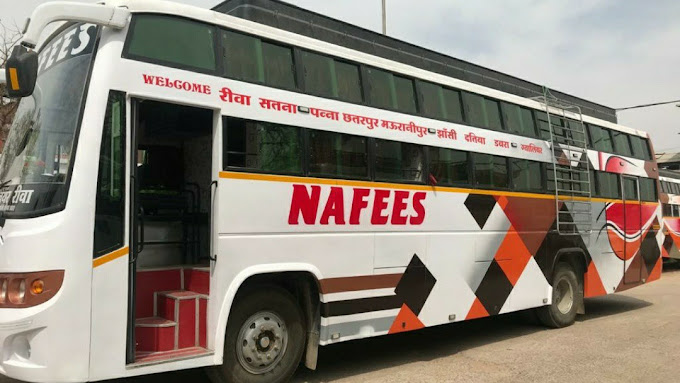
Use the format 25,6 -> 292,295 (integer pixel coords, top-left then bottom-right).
209,287 -> 305,383
536,262 -> 580,328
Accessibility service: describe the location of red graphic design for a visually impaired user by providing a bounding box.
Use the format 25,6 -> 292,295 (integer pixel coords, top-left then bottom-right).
465,297 -> 489,320
388,304 -> 425,334
584,262 -> 607,298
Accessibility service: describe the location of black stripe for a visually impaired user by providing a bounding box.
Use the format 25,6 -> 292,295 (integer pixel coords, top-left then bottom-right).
322,295 -> 402,317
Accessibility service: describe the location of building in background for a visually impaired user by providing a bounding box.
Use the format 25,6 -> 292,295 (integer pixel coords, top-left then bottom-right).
658,152 -> 680,170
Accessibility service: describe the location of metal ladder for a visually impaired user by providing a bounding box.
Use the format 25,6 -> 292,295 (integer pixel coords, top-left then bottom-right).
533,87 -> 592,235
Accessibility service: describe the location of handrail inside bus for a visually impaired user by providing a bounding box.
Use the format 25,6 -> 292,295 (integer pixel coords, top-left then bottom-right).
21,1 -> 130,48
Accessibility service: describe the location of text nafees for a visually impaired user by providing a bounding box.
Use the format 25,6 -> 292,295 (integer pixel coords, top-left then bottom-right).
288,185 -> 426,225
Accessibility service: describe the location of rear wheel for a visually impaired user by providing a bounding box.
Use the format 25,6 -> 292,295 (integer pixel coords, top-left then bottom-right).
537,262 -> 580,328
209,288 -> 305,383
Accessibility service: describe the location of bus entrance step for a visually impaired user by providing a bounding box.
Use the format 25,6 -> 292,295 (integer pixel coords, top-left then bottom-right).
135,317 -> 177,352
157,290 -> 208,349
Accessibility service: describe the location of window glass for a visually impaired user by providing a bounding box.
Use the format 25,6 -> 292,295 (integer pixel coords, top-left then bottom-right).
566,119 -> 586,145
485,98 -> 503,131
622,177 -> 638,200
589,125 -> 614,153
309,131 -> 367,179
262,42 -> 295,89
128,15 -> 216,72
639,178 -> 657,202
419,81 -> 444,119
393,75 -> 418,114
442,88 -> 464,123
366,67 -> 396,110
675,205 -> 680,218
222,29 -> 261,82
534,112 -> 551,141
223,117 -> 302,174
630,135 -> 652,160
301,51 -> 334,98
463,92 -> 486,128
612,131 -> 633,157
546,165 -> 587,193
674,183 -> 680,195
94,92 -> 126,256
428,147 -> 469,185
335,61 -> 363,103
663,204 -> 673,217
596,171 -> 621,199
473,153 -> 508,188
511,159 -> 543,192
502,103 -> 536,137
375,140 -> 424,183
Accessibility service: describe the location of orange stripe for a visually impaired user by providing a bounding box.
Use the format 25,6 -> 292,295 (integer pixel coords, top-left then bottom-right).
8,68 -> 19,91
93,247 -> 129,268
219,170 -> 651,205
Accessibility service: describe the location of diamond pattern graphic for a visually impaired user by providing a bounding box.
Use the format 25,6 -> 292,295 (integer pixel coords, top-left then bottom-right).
494,227 -> 533,286
474,260 -> 514,316
464,194 -> 497,229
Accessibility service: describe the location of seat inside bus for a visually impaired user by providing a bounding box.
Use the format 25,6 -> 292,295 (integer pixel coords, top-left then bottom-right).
136,100 -> 213,268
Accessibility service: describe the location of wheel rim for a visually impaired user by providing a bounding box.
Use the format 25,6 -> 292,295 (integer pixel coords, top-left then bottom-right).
236,311 -> 288,375
555,277 -> 574,315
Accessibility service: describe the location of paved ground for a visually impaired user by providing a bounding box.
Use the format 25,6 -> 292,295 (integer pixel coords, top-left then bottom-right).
4,264 -> 680,383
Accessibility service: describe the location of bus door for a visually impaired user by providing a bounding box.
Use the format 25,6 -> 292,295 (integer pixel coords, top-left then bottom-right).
622,176 -> 643,284
126,98 -> 218,364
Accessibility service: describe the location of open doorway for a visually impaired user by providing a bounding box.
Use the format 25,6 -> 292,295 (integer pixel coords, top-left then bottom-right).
130,99 -> 214,364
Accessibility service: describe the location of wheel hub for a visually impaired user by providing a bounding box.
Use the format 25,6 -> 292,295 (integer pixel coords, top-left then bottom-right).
236,311 -> 288,375
555,278 -> 574,315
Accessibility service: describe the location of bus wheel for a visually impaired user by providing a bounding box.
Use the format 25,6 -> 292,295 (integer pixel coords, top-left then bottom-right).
211,288 -> 305,383
537,262 -> 580,328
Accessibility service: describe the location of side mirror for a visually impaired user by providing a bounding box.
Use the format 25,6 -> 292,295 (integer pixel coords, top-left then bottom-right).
5,45 -> 38,98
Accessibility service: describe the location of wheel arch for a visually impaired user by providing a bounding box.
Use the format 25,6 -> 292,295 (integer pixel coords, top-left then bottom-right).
551,247 -> 587,314
213,263 -> 324,367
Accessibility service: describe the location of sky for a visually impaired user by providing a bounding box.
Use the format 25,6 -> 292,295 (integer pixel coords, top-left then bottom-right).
3,0 -> 679,153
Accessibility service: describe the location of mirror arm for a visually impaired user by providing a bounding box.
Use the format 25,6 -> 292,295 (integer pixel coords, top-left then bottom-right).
21,1 -> 130,48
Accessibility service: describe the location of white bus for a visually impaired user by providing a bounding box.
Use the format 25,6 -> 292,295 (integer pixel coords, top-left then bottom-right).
0,1 -> 663,382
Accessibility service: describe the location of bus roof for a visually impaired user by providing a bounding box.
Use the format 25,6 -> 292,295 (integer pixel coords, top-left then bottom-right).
212,0 -> 618,124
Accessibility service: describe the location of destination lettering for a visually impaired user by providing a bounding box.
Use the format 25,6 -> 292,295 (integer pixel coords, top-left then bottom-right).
0,185 -> 36,212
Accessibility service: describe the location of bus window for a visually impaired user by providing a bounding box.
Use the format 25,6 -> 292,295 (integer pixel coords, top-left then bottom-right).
639,178 -> 657,202
612,131 -> 633,157
511,159 -> 543,192
223,117 -> 302,175
596,171 -> 621,199
301,51 -> 362,103
127,15 -> 216,72
630,135 -> 652,160
502,103 -> 537,138
374,139 -> 424,183
428,147 -> 469,186
261,42 -> 295,89
473,153 -> 508,189
308,131 -> 368,179
588,125 -> 614,153
418,81 -> 445,120
442,88 -> 465,123
463,92 -> 503,131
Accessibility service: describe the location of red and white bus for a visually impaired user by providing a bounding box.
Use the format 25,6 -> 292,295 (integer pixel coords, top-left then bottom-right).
660,171 -> 680,260
0,0 -> 664,382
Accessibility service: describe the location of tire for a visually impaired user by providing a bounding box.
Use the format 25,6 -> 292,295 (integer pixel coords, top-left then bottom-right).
209,287 -> 306,383
537,262 -> 580,328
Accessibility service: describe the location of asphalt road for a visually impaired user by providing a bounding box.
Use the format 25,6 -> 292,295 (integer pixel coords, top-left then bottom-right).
4,264 -> 680,383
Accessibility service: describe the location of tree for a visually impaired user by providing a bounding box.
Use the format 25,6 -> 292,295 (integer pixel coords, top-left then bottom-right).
0,20 -> 22,152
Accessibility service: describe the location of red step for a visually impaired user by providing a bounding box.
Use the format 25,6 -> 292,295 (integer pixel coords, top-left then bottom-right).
135,267 -> 211,356
135,317 -> 176,352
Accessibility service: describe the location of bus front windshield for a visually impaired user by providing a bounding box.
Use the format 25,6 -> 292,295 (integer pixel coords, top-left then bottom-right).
0,23 -> 97,217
